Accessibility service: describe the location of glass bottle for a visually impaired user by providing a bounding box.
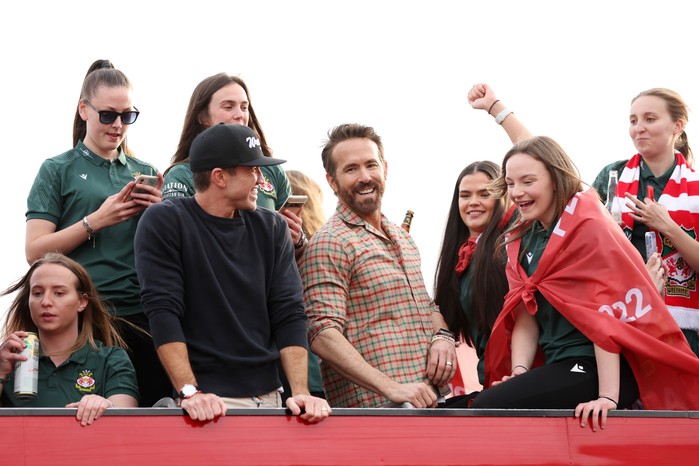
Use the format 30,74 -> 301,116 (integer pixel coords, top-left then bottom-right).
401,210 -> 414,232
605,170 -> 622,224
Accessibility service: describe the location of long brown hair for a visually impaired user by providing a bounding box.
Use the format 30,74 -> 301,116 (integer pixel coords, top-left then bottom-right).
633,88 -> 693,166
2,253 -> 126,354
165,73 -> 272,176
434,161 -> 509,342
72,59 -> 134,156
286,170 -> 326,237
494,136 -> 584,249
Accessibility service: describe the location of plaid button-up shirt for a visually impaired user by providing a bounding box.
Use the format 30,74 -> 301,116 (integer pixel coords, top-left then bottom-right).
299,203 -> 436,407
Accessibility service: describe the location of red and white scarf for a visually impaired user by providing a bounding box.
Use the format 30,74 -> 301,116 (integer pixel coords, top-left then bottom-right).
617,153 -> 699,329
484,189 -> 699,409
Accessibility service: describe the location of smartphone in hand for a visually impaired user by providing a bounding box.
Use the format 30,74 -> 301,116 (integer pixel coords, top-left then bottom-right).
125,175 -> 160,200
645,231 -> 658,258
279,195 -> 308,215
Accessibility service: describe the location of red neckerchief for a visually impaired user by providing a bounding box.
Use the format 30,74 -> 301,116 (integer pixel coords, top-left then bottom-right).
455,205 -> 518,278
455,237 -> 477,277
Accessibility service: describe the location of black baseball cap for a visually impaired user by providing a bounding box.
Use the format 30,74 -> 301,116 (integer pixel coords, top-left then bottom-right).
189,123 -> 286,171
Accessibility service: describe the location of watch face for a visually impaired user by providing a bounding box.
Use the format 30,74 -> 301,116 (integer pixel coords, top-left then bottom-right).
180,384 -> 198,398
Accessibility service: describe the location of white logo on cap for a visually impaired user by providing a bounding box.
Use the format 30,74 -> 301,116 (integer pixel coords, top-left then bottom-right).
246,136 -> 261,149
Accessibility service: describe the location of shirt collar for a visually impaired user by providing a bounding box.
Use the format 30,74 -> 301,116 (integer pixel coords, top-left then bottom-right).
76,140 -> 128,166
40,341 -> 101,365
335,202 -> 392,240
639,154 -> 677,183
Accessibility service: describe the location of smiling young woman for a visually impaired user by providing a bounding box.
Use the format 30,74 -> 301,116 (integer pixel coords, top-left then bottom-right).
467,135 -> 699,432
434,162 -> 513,396
592,89 -> 699,357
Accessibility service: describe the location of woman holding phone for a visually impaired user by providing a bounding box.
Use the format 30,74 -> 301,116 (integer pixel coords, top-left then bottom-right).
24,59 -> 169,406
162,73 -> 308,255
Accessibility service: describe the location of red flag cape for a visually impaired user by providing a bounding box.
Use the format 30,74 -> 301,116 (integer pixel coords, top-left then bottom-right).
484,189 -> 699,410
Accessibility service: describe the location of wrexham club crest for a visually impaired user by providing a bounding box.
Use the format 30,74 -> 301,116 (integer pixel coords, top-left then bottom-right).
75,369 -> 96,393
257,173 -> 276,197
663,227 -> 697,298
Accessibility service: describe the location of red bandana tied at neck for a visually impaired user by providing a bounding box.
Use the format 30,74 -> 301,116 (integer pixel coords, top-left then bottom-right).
455,238 -> 478,277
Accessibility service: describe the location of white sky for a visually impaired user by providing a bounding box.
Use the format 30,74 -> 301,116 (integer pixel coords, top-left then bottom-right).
1,0 -> 697,323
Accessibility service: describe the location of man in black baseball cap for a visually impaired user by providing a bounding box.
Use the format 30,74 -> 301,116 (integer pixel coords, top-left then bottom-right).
135,123 -> 331,423
185,123 -> 286,213
189,123 -> 286,171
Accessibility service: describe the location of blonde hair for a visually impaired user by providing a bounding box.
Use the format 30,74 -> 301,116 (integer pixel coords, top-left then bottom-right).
2,253 -> 126,355
286,170 -> 326,237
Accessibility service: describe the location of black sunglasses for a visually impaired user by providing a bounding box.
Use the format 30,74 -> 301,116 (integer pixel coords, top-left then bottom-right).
84,100 -> 140,125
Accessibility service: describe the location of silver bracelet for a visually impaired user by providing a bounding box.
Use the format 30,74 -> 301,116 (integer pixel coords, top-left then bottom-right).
82,216 -> 96,248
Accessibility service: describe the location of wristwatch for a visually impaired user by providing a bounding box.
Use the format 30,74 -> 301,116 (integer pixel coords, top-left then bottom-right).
436,328 -> 455,339
178,384 -> 200,399
294,230 -> 308,249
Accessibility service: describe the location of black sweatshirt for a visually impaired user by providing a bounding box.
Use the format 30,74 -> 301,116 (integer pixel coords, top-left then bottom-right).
135,197 -> 308,397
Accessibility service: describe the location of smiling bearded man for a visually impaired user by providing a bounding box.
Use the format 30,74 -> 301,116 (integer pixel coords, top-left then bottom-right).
298,123 -> 458,408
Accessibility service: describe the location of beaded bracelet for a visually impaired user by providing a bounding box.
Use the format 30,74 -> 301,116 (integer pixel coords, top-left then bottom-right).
430,334 -> 456,346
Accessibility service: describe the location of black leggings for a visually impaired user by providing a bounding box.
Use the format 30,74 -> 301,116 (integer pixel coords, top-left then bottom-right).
469,357 -> 639,409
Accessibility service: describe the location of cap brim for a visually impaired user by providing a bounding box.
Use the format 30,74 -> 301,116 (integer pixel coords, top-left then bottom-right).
238,156 -> 287,167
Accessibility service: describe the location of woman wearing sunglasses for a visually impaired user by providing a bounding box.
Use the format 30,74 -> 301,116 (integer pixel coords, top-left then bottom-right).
24,59 -> 170,407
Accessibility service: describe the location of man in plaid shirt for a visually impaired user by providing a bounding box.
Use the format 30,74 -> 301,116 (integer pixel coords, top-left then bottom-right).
298,123 -> 457,408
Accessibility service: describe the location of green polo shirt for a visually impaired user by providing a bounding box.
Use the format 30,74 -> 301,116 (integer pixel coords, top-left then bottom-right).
257,165 -> 291,210
26,141 -> 158,316
592,158 -> 675,261
162,162 -> 291,209
1,341 -> 138,407
520,222 -> 595,364
631,161 -> 674,260
162,162 -> 196,198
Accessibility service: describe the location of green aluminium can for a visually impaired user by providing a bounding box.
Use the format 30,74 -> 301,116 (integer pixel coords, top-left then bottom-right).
14,332 -> 39,400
